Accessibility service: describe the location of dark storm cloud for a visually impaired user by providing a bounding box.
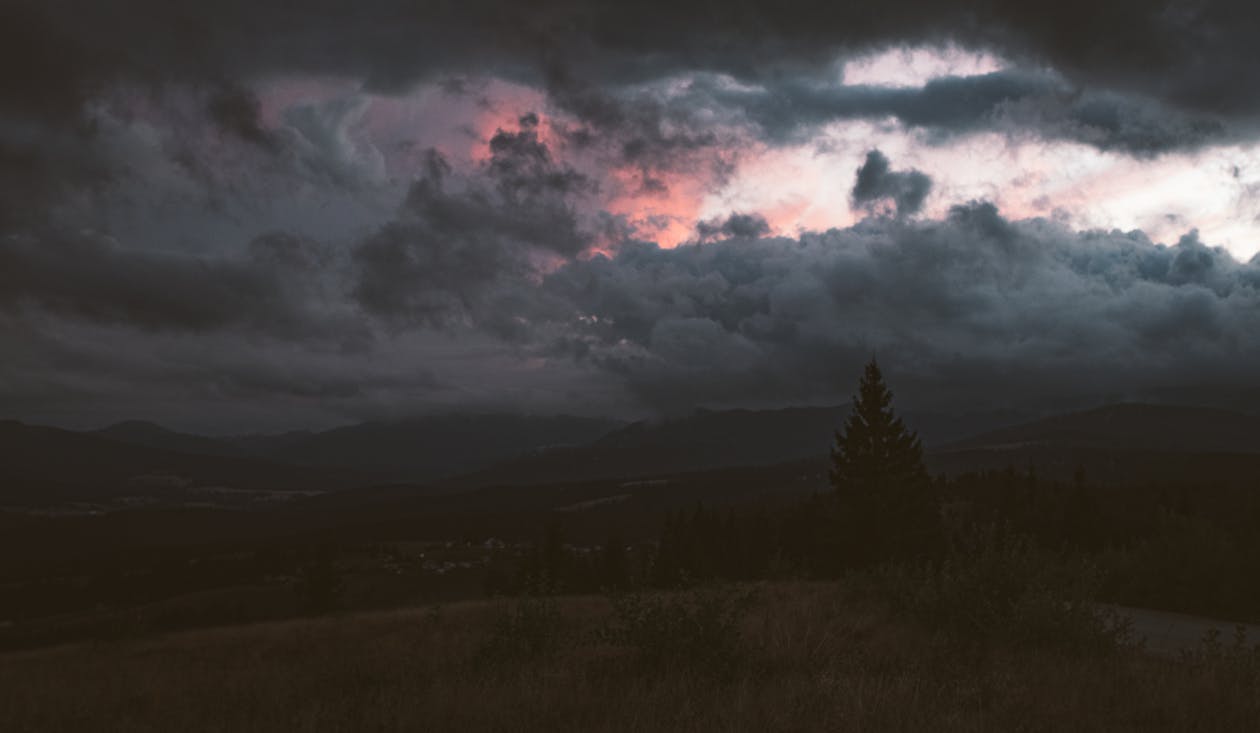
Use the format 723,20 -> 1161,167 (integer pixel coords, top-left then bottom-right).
697,213 -> 771,241
206,84 -> 277,151
6,0 -> 1260,427
691,70 -> 1225,154
7,0 -> 1254,202
0,313 -> 457,432
487,114 -> 592,199
352,125 -> 595,326
851,150 -> 932,217
0,228 -> 343,336
5,166 -> 1260,419
527,203 -> 1260,412
543,66 -> 728,180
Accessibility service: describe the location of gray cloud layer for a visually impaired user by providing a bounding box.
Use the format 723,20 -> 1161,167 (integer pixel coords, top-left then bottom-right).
687,70 -> 1226,155
8,1 -> 1256,116
5,3 -> 1260,428
0,229 -> 330,334
5,151 -> 1260,427
4,0 -> 1257,224
525,205 -> 1260,412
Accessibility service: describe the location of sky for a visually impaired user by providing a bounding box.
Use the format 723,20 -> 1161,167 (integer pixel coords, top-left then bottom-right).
3,0 -> 1260,433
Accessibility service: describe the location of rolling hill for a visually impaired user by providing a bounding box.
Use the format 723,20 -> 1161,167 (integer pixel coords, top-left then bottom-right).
228,414 -> 624,481
95,421 -> 252,458
939,403 -> 1260,455
448,406 -> 1026,487
928,403 -> 1260,484
12,403 -> 1260,507
89,415 -> 625,484
0,421 -> 364,505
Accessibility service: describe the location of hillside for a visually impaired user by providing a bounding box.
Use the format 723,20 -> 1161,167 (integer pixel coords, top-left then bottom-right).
940,403 -> 1260,455
451,407 -> 841,487
16,403 -> 1260,505
3,584 -> 1257,732
929,403 -> 1260,484
449,406 -> 1023,487
453,403 -> 1260,488
95,421 -> 251,458
0,421 -> 360,505
89,414 -> 626,484
228,414 -> 624,482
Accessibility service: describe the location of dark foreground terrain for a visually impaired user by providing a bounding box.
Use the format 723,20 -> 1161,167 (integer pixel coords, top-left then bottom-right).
3,582 -> 1258,732
4,395 -> 1260,731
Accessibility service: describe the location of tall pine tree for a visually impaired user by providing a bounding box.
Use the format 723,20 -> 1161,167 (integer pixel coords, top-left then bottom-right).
830,359 -> 938,564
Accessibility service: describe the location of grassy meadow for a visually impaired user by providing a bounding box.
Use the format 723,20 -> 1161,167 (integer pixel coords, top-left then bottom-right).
3,581 -> 1258,732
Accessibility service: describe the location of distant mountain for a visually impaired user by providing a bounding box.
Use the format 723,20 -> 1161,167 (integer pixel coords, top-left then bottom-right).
452,407 -> 840,487
0,421 -> 361,505
229,414 -> 625,482
80,408 -> 1018,493
95,421 -> 249,458
448,406 -> 1023,487
938,403 -> 1260,455
453,403 -> 1260,489
19,403 -> 1253,506
928,403 -> 1260,484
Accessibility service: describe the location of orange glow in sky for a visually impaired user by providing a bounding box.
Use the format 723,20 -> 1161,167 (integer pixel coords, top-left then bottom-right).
256,74 -> 1260,260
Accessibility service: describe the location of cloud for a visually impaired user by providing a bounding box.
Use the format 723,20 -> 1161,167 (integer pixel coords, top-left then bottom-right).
7,2 -> 1257,132
7,1 -> 1244,233
486,113 -> 594,201
206,84 -> 277,150
0,227 -> 354,339
5,166 -> 1260,426
0,0 -> 1248,246
528,203 -> 1260,413
352,122 -> 597,326
697,213 -> 771,241
6,0 -> 1260,429
691,70 -> 1226,155
278,94 -> 388,187
851,149 -> 932,216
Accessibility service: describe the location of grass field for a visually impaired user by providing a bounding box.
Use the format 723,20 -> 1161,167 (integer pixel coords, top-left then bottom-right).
3,582 -> 1258,732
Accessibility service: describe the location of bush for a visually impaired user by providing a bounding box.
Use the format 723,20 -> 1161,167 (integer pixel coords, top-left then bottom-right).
1180,625 -> 1260,673
478,595 -> 563,664
865,524 -> 1131,653
600,585 -> 756,671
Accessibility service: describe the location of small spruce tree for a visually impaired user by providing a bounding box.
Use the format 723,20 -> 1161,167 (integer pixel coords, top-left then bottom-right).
830,359 -> 937,564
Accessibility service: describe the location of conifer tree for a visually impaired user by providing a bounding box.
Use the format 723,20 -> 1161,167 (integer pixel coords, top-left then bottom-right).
831,359 -> 926,494
830,359 -> 937,562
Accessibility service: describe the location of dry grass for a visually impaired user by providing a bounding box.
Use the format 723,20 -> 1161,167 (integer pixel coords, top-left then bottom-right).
2,582 -> 1257,732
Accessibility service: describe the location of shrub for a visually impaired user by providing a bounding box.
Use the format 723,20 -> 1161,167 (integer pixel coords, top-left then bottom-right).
865,523 -> 1131,653
1179,625 -> 1260,674
600,585 -> 756,671
478,595 -> 563,664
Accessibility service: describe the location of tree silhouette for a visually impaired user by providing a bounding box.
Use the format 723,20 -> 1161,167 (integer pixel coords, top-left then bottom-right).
830,359 -> 938,563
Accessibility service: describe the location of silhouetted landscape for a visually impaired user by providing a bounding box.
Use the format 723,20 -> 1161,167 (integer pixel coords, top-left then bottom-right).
5,367 -> 1260,729
7,1 -> 1260,729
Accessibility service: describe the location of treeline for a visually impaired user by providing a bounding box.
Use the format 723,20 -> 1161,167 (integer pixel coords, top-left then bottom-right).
483,524 -> 640,596
495,476 -> 1260,625
498,361 -> 1260,623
